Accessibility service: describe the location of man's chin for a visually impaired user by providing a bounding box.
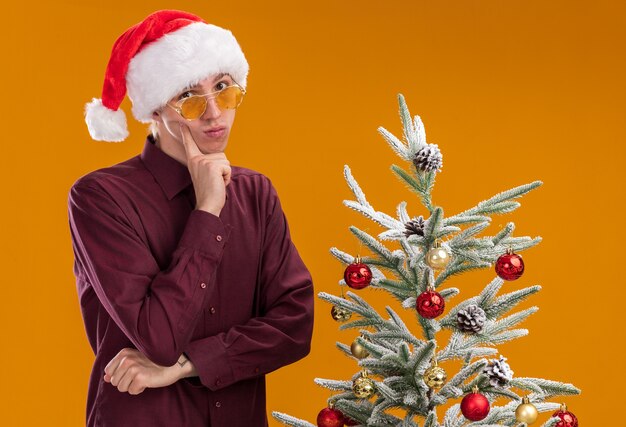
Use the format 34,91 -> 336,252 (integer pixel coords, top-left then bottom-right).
197,138 -> 228,153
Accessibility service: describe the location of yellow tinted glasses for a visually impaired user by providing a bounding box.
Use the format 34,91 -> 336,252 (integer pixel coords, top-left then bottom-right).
168,84 -> 246,120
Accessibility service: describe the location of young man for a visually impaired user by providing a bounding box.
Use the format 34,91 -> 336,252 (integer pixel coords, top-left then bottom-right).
68,10 -> 314,427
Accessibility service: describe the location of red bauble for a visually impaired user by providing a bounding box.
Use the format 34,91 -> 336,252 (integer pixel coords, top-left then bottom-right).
317,407 -> 344,427
552,406 -> 578,427
495,250 -> 524,281
344,259 -> 373,290
460,391 -> 490,421
416,290 -> 445,318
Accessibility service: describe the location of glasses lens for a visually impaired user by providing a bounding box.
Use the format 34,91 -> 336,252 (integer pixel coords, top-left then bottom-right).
180,96 -> 207,120
216,86 -> 244,110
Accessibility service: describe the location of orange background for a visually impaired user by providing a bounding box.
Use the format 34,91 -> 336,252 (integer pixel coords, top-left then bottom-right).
1,0 -> 624,425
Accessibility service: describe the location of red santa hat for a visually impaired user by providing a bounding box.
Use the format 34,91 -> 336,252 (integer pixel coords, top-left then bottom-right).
85,9 -> 249,142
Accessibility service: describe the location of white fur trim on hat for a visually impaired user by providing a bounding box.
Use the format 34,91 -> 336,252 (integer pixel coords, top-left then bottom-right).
127,22 -> 249,123
84,98 -> 129,142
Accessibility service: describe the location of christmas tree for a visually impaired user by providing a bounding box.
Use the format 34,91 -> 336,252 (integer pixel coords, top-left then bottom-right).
272,95 -> 581,427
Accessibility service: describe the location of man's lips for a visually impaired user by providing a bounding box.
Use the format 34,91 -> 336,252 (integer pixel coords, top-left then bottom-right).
204,126 -> 225,132
203,127 -> 226,137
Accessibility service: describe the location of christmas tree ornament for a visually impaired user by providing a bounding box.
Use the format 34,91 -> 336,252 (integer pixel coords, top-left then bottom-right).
460,386 -> 490,421
404,215 -> 426,237
425,240 -> 451,270
515,397 -> 538,424
344,417 -> 359,426
423,358 -> 447,389
344,256 -> 373,290
413,143 -> 443,172
495,248 -> 525,281
331,304 -> 352,322
483,355 -> 514,387
552,404 -> 578,427
352,370 -> 376,399
456,304 -> 487,333
350,335 -> 370,359
416,287 -> 446,318
316,403 -> 344,427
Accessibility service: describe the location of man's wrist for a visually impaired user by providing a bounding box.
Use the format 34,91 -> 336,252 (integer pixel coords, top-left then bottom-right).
175,354 -> 198,379
196,205 -> 221,217
177,354 -> 189,368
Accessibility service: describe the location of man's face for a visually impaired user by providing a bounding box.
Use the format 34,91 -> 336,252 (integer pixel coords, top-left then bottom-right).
153,72 -> 238,154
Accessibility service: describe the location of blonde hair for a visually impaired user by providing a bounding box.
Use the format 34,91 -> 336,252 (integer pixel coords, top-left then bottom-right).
149,120 -> 159,138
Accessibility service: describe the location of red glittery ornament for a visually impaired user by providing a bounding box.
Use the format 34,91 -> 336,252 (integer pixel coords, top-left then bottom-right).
317,407 -> 344,427
416,289 -> 445,318
461,389 -> 490,421
552,404 -> 578,427
495,248 -> 524,281
344,257 -> 373,289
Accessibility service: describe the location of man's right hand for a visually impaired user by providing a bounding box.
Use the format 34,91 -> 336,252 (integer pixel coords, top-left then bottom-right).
179,123 -> 231,217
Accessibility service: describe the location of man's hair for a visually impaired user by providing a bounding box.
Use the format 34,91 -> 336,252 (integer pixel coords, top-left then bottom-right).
149,121 -> 159,139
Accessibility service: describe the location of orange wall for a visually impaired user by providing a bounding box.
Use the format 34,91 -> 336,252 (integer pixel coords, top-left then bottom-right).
1,1 -> 623,425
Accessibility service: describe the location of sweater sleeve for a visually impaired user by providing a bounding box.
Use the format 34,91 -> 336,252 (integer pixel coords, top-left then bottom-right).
68,182 -> 230,366
182,179 -> 314,391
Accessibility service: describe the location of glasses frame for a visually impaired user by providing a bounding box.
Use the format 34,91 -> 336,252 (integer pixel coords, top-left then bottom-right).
167,79 -> 246,120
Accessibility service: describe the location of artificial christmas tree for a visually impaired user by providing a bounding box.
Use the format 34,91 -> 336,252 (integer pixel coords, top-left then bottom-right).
273,95 -> 580,426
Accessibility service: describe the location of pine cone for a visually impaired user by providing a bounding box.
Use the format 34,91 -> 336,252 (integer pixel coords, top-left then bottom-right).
483,355 -> 514,387
413,144 -> 443,172
456,304 -> 487,333
404,216 -> 426,237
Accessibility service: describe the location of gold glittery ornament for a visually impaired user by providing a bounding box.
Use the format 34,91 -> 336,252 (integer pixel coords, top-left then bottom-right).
425,240 -> 451,270
350,335 -> 369,359
352,371 -> 376,399
515,397 -> 538,424
423,358 -> 447,389
331,304 -> 352,322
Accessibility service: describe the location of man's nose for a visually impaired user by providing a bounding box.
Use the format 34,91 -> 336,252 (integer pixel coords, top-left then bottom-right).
201,97 -> 222,120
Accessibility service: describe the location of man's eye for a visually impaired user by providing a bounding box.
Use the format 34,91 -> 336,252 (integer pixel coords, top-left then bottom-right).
215,81 -> 229,91
178,91 -> 193,100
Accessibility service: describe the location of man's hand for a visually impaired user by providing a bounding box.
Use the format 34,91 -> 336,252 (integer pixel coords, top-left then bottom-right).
179,123 -> 231,217
103,348 -> 189,395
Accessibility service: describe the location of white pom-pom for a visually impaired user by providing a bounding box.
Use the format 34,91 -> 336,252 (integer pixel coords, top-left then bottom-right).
84,98 -> 129,142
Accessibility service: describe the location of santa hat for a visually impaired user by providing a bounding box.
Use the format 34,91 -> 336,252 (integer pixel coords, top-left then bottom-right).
85,10 -> 249,142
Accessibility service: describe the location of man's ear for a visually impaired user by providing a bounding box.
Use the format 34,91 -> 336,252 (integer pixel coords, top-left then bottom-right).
152,110 -> 163,123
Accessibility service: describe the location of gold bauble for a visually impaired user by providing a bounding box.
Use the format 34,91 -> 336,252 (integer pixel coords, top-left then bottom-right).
515,397 -> 538,424
425,242 -> 451,270
331,305 -> 352,322
423,365 -> 447,389
352,372 -> 376,399
350,339 -> 370,359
